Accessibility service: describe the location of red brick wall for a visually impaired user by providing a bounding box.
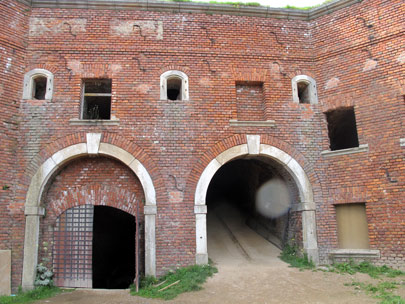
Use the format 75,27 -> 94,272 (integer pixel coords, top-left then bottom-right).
4,0 -> 405,289
312,0 -> 404,266
0,0 -> 29,289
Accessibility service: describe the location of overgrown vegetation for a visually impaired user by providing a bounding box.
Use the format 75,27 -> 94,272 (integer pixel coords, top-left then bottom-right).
279,243 -> 315,270
345,281 -> 405,304
329,260 -> 405,304
35,264 -> 54,287
329,260 -> 404,278
130,263 -> 218,300
0,286 -> 66,304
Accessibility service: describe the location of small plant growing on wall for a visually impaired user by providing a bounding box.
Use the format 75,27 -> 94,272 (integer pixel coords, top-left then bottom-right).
35,264 -> 54,287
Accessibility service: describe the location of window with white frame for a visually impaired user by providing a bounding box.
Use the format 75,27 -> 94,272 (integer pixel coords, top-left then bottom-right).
160,70 -> 189,101
291,75 -> 318,104
23,69 -> 54,100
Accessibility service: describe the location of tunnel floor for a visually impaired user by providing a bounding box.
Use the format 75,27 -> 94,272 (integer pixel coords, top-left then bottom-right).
207,201 -> 281,266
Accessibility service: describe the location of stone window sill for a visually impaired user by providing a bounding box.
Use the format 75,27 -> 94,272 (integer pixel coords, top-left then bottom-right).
330,249 -> 380,259
229,119 -> 276,127
69,118 -> 120,126
321,144 -> 369,157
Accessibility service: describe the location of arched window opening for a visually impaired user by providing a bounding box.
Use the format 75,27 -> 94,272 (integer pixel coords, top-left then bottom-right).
160,70 -> 189,101
167,77 -> 182,100
297,81 -> 310,104
33,76 -> 47,100
291,75 -> 317,104
23,68 -> 54,100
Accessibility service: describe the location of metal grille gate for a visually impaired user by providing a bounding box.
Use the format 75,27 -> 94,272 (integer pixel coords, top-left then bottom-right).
53,205 -> 94,288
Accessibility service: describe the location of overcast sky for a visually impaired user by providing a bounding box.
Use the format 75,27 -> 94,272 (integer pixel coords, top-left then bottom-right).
197,0 -> 327,8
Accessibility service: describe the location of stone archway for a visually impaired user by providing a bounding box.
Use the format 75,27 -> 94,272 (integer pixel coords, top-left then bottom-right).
194,135 -> 318,265
22,133 -> 157,290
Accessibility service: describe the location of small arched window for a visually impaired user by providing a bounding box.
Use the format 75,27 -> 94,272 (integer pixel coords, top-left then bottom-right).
291,75 -> 317,104
160,70 -> 189,101
23,69 -> 54,100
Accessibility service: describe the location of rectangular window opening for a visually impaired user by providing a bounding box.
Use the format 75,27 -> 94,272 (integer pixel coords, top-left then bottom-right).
82,79 -> 112,120
335,203 -> 370,249
325,107 -> 359,151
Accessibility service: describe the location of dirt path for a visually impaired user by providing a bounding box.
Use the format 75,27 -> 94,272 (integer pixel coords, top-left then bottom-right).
37,203 -> 403,303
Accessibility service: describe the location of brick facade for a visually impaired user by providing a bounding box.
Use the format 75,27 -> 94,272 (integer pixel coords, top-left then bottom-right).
0,0 -> 404,290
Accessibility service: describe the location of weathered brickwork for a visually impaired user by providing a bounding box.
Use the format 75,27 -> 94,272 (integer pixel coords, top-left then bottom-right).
0,0 -> 403,290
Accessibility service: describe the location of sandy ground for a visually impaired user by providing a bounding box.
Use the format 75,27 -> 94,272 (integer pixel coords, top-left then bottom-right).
37,203 -> 404,304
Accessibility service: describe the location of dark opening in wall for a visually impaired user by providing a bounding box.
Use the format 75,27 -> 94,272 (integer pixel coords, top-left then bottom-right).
167,77 -> 182,100
33,76 -> 47,100
297,81 -> 310,104
82,79 -> 112,119
206,158 -> 298,253
325,107 -> 359,151
93,206 -> 135,289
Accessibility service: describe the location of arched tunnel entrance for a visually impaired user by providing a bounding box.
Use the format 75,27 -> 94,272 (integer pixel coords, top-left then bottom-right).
206,157 -> 301,264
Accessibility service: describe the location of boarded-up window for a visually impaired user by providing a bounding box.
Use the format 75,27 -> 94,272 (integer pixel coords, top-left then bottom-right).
236,81 -> 265,121
335,203 -> 370,249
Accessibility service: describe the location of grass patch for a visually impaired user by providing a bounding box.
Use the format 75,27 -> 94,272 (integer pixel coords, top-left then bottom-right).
130,263 -> 218,300
279,244 -> 315,270
0,286 -> 69,304
329,260 -> 405,278
345,281 -> 405,304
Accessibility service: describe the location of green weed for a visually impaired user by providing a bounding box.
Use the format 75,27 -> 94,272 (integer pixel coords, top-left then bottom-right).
346,281 -> 405,304
330,260 -> 405,278
131,263 -> 218,300
279,244 -> 315,270
0,286 -> 69,304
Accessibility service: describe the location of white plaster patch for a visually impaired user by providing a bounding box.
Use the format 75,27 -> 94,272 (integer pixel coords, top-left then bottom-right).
67,60 -> 84,75
86,133 -> 102,155
110,20 -> 163,40
135,84 -> 151,94
325,77 -> 340,90
362,59 -> 378,72
247,135 -> 260,155
110,64 -> 122,74
29,18 -> 87,36
397,52 -> 405,64
4,58 -> 12,73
